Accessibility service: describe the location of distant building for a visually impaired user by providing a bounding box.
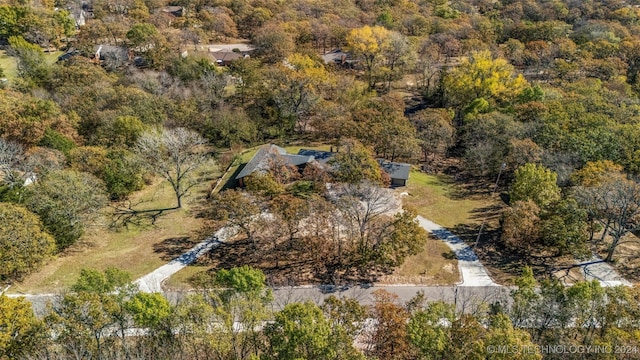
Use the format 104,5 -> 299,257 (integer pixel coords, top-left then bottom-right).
211,51 -> 249,66
321,49 -> 358,68
235,144 -> 410,187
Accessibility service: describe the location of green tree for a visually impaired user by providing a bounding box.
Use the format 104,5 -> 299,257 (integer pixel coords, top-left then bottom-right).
8,36 -> 49,89
46,268 -> 136,360
264,302 -> 364,360
71,267 -> 132,293
107,115 -> 147,147
378,208 -> 429,267
329,139 -> 387,185
510,163 -> 561,208
0,203 -> 55,281
539,198 -> 589,257
0,295 -> 45,359
25,170 -> 108,249
191,266 -> 274,360
408,301 -> 456,359
485,314 -> 541,360
126,292 -> 172,328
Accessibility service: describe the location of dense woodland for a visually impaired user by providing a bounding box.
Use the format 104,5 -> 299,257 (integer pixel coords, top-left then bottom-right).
3,0 -> 640,357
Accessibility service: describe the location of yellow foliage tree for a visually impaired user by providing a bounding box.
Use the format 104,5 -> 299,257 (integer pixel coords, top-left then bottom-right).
346,25 -> 391,89
444,50 -> 528,111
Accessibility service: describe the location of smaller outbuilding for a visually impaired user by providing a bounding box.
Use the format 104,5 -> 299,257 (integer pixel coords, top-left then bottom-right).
377,159 -> 411,187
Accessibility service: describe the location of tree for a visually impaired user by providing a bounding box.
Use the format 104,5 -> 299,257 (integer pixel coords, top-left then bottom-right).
369,290 -> 412,359
346,25 -> 391,89
252,22 -> 295,63
0,203 -> 56,281
329,139 -> 387,185
210,189 -> 261,243
411,108 -> 455,163
8,36 -> 49,89
126,23 -> 169,68
209,265 -> 273,359
443,50 -> 528,113
270,194 -> 310,245
46,268 -> 137,360
336,181 -> 397,257
135,127 -> 209,209
510,163 -> 561,208
352,96 -> 419,161
378,208 -> 429,267
268,53 -> 330,133
539,198 -> 589,257
0,139 -> 24,188
25,170 -> 107,250
0,295 -> 45,359
408,300 -> 456,359
575,176 -> 640,261
485,314 -> 541,360
264,302 -> 364,360
126,292 -> 172,328
501,200 -> 541,253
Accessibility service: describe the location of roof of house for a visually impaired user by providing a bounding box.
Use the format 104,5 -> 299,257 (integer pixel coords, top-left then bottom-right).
296,149 -> 335,163
236,145 -> 316,179
377,159 -> 411,180
212,51 -> 245,62
236,145 -> 412,182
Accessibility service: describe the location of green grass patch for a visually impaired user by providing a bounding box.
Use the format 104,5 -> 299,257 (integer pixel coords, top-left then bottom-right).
399,170 -> 496,228
163,265 -> 211,290
10,163 -> 220,294
0,50 -> 62,85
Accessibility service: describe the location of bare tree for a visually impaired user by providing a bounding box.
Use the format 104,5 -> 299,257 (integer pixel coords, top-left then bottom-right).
114,128 -> 209,225
0,139 -> 25,187
136,127 -> 209,208
575,177 -> 640,262
335,182 -> 398,254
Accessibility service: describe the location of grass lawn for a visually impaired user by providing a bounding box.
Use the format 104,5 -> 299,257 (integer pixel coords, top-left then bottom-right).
398,170 -> 500,229
390,170 -> 503,285
0,50 -> 63,84
379,235 -> 460,285
9,163 -> 220,294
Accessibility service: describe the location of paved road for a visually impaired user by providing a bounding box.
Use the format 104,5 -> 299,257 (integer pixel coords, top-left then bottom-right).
23,285 -> 513,317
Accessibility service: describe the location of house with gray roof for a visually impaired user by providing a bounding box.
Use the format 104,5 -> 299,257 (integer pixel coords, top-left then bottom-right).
236,145 -> 411,187
235,145 -> 319,187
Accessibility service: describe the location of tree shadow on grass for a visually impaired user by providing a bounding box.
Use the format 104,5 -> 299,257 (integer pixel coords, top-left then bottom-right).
451,223 -> 562,284
194,237 -> 385,287
153,237 -> 199,262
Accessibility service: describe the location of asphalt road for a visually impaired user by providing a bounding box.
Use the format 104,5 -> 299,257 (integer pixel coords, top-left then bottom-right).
23,285 -> 513,317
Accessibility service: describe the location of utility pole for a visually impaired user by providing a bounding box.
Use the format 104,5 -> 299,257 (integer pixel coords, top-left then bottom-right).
473,163 -> 506,249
